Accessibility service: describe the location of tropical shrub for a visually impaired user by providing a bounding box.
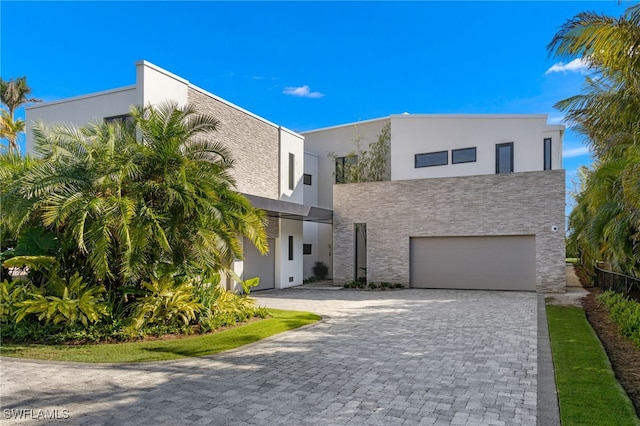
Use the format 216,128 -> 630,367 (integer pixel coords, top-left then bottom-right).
130,275 -> 202,330
312,261 -> 329,280
13,273 -> 108,327
597,291 -> 640,348
196,280 -> 267,332
0,278 -> 34,322
342,280 -> 404,290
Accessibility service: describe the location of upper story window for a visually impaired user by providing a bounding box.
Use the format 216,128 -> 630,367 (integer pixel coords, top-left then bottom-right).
104,114 -> 134,127
544,138 -> 552,170
415,151 -> 448,168
496,142 -> 514,174
288,153 -> 295,190
335,155 -> 357,183
452,147 -> 477,164
303,173 -> 312,185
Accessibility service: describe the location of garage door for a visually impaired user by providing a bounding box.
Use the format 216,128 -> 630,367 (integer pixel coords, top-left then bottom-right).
410,236 -> 536,291
243,238 -> 275,291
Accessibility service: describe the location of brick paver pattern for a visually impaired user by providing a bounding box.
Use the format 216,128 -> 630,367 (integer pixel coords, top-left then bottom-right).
1,289 -> 538,425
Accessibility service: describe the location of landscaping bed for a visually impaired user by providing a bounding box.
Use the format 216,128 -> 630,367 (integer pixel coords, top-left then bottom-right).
574,264 -> 640,416
583,288 -> 640,415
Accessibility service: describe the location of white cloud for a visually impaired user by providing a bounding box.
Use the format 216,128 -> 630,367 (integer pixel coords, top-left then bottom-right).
547,115 -> 565,125
545,58 -> 590,75
563,146 -> 591,158
283,85 -> 324,98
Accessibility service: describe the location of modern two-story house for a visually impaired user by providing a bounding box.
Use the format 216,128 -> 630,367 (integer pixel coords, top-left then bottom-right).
26,61 -> 566,293
302,115 -> 565,293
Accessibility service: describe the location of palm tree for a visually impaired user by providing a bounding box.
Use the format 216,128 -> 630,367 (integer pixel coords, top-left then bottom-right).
0,77 -> 40,154
550,4 -> 640,276
548,5 -> 640,155
9,101 -> 268,288
0,77 -> 40,117
0,110 -> 25,154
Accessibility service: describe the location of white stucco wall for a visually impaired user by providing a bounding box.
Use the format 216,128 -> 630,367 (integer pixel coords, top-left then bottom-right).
542,126 -> 564,171
390,114 -> 562,180
303,221 -> 318,279
279,127 -> 305,204
137,60 -> 189,107
303,221 -> 333,279
25,86 -> 138,153
303,151 -> 319,206
275,218 -> 303,288
301,117 -> 390,209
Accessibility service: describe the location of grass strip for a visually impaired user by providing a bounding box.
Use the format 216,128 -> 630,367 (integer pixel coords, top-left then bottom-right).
546,305 -> 639,426
0,308 -> 320,363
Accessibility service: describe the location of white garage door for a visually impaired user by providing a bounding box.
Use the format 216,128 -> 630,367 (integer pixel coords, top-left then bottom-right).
243,238 -> 275,291
410,236 -> 536,291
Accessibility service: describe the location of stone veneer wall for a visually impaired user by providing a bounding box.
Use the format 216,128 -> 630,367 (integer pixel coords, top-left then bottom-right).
333,170 -> 566,293
188,88 -> 279,199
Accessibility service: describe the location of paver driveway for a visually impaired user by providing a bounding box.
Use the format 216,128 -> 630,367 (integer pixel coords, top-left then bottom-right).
2,289 -> 541,425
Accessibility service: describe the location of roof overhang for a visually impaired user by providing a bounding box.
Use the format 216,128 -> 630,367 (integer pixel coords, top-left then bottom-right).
244,194 -> 333,224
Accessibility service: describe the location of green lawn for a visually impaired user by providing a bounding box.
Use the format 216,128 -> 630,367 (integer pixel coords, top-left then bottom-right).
0,309 -> 321,363
546,305 -> 640,426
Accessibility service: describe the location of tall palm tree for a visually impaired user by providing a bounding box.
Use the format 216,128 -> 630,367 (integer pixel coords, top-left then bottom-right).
9,101 -> 268,288
550,4 -> 640,276
0,77 -> 40,154
548,4 -> 640,155
0,77 -> 40,117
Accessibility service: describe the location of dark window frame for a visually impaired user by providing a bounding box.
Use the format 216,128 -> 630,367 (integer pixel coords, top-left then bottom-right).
104,114 -> 133,126
495,142 -> 514,174
288,236 -> 294,261
303,243 -> 312,255
452,147 -> 477,164
288,153 -> 295,190
335,155 -> 358,183
543,138 -> 552,170
303,173 -> 312,185
415,151 -> 448,168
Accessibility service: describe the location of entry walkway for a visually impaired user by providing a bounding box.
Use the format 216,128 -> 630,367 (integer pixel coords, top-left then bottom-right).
2,289 -> 549,425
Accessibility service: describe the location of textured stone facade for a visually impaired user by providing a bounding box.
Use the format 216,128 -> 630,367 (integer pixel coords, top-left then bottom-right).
333,170 -> 566,293
188,87 -> 279,199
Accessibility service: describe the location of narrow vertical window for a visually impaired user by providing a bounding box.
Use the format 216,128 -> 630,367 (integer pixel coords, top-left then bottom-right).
335,155 -> 358,183
496,142 -> 514,174
544,138 -> 552,170
288,236 -> 294,260
288,153 -> 295,190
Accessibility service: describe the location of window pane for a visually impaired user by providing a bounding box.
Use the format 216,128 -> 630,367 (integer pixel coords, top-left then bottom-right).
415,151 -> 448,168
303,173 -> 312,185
335,155 -> 357,183
104,114 -> 134,127
288,236 -> 294,260
496,143 -> 513,174
544,138 -> 552,170
288,153 -> 295,190
303,244 -> 312,255
452,147 -> 476,164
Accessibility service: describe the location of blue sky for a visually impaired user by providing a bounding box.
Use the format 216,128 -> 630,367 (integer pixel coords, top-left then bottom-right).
0,1 -> 630,219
